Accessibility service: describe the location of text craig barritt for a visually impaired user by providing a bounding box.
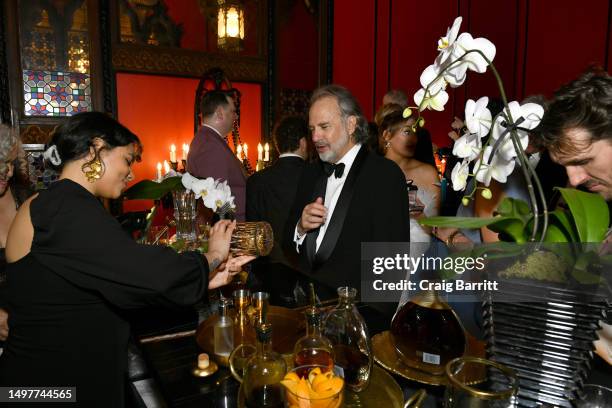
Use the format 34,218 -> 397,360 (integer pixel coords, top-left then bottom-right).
372,279 -> 499,292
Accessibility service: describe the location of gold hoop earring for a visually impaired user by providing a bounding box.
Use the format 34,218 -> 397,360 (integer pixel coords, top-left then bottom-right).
82,158 -> 104,183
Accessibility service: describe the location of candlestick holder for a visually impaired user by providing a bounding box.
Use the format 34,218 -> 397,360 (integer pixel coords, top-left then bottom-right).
181,159 -> 187,173
169,160 -> 179,172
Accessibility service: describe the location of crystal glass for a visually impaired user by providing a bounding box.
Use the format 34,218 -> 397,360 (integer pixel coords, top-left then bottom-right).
580,384 -> 612,408
391,287 -> 466,376
242,323 -> 287,408
233,289 -> 255,346
444,357 -> 518,407
172,190 -> 197,241
293,309 -> 334,378
230,221 -> 274,256
251,291 -> 270,326
322,287 -> 372,392
145,225 -> 169,245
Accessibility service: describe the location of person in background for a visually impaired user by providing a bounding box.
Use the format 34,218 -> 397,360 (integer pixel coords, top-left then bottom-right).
538,68 -> 612,365
379,108 -> 440,242
187,90 -> 247,220
246,116 -> 309,306
0,112 -> 254,407
382,89 -> 409,107
0,124 -> 33,343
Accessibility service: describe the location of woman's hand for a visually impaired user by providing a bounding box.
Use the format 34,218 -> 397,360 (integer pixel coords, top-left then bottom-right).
0,308 -> 8,341
206,220 -> 236,269
208,254 -> 256,289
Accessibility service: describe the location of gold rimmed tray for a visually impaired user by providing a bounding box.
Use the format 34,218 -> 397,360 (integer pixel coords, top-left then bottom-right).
237,365 -> 404,408
373,330 -> 486,386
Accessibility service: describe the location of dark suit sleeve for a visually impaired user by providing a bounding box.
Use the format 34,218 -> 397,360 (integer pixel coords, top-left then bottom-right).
372,162 -> 411,242
246,175 -> 260,222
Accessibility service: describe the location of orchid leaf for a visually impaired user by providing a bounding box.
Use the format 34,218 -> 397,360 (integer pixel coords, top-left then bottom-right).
548,209 -> 579,242
487,218 -> 529,243
420,216 -> 510,229
557,188 -> 609,242
571,251 -> 603,284
123,177 -> 183,200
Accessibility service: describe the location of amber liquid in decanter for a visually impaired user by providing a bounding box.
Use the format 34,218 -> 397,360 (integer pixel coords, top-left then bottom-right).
333,344 -> 370,387
293,307 -> 334,378
391,288 -> 466,376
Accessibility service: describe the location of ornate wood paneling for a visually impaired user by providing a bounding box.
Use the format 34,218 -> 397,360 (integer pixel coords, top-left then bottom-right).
112,43 -> 267,81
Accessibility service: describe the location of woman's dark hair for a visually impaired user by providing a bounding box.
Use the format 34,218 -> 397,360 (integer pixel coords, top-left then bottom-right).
378,110 -> 435,165
50,112 -> 142,169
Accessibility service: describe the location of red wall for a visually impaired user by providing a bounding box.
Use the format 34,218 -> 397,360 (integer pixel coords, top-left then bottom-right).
116,73 -> 261,211
333,0 -> 612,147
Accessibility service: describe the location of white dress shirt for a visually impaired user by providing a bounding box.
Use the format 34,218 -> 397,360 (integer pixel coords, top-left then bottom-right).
294,143 -> 362,252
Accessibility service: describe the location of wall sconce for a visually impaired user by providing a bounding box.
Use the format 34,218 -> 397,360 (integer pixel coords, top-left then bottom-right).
216,0 -> 245,52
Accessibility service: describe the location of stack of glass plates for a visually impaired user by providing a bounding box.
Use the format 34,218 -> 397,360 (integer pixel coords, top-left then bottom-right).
483,278 -> 610,407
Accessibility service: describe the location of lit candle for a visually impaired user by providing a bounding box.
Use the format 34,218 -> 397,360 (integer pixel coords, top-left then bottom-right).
156,162 -> 162,181
236,144 -> 243,160
163,160 -> 170,175
170,144 -> 176,163
264,143 -> 270,162
243,143 -> 248,159
257,143 -> 263,161
182,143 -> 189,161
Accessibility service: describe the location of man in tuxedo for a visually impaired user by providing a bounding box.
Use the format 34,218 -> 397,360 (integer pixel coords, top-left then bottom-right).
287,85 -> 411,305
246,116 -> 309,305
187,90 -> 247,220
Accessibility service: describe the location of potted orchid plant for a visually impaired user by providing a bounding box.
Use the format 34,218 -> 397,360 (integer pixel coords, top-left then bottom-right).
181,172 -> 236,220
405,17 -> 610,405
407,16 -> 610,283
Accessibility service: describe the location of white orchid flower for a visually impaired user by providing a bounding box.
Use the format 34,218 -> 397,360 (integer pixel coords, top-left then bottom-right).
436,16 -> 462,66
453,132 -> 482,161
451,159 -> 470,191
181,172 -> 196,190
441,33 -> 496,88
203,187 -> 223,211
414,63 -> 450,111
464,97 -> 492,138
192,177 -> 216,199
414,87 -> 449,112
491,101 -> 544,160
474,146 -> 516,186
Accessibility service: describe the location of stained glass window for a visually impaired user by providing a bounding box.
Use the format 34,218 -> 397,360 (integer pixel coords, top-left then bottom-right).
18,0 -> 93,117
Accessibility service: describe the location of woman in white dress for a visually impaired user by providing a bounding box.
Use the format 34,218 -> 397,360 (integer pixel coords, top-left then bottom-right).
377,107 -> 441,307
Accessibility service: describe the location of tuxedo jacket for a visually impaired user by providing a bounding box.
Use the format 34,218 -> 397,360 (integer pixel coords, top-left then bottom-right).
285,145 -> 411,295
187,126 -> 247,220
247,156 -> 306,266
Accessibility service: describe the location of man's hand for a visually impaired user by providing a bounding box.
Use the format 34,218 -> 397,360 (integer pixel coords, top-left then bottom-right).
298,197 -> 327,235
208,254 -> 256,289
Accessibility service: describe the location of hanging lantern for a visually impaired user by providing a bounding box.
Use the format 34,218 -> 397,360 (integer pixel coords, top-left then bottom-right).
217,0 -> 245,52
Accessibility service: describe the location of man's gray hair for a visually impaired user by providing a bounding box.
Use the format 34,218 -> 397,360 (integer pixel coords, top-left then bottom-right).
310,85 -> 369,144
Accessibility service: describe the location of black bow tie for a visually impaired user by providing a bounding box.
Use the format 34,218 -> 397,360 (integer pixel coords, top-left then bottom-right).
322,162 -> 345,178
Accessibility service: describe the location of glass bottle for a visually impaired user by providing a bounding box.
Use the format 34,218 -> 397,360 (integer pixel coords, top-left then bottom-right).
214,298 -> 234,359
293,308 -> 334,378
322,287 -> 372,392
243,323 -> 287,408
390,286 -> 466,376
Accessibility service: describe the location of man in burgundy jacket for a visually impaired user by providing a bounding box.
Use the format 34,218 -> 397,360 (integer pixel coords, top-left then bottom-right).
187,91 -> 247,220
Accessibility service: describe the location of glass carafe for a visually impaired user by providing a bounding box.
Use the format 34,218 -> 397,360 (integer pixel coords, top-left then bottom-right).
322,287 -> 372,392
391,286 -> 466,376
242,323 -> 287,408
293,308 -> 334,378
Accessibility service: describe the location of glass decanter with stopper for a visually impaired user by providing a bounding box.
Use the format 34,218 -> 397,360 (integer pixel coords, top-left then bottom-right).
243,323 -> 287,408
322,287 -> 372,392
293,307 -> 334,378
390,281 -> 466,376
